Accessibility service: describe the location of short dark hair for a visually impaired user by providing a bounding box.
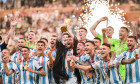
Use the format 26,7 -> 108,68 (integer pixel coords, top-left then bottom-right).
52,34 -> 57,37
80,27 -> 87,32
40,38 -> 48,43
102,43 -> 111,49
19,38 -> 26,42
0,36 -> 2,40
37,41 -> 46,46
22,46 -> 30,51
107,26 -> 114,30
120,27 -> 129,33
78,42 -> 85,46
85,41 -> 95,46
128,36 -> 137,42
29,31 -> 35,33
62,32 -> 70,36
94,37 -> 101,42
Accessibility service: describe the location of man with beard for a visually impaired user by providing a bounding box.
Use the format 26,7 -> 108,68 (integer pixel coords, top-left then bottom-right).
93,37 -> 101,55
53,29 -> 79,84
31,41 -> 54,84
90,17 -> 120,51
72,42 -> 93,84
79,27 -> 88,43
71,43 -> 140,84
117,36 -> 140,84
26,31 -> 37,49
19,47 -> 46,84
0,49 -> 19,84
11,38 -> 26,64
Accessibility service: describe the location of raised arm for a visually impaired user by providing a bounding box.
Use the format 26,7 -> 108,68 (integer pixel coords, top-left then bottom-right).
102,28 -> 108,44
90,17 -> 108,37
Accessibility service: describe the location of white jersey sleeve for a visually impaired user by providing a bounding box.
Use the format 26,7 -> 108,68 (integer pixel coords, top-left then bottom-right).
34,60 -> 43,70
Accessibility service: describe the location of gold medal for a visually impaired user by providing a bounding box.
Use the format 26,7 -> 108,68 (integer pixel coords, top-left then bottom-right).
86,71 -> 93,78
24,65 -> 28,70
106,77 -> 109,83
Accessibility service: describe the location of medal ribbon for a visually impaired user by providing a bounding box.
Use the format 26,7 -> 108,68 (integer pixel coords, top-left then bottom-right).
37,54 -> 45,66
17,52 -> 22,60
76,51 -> 85,57
22,59 -> 29,68
103,57 -> 110,79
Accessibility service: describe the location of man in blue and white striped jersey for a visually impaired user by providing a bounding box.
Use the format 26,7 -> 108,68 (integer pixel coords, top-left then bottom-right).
117,36 -> 140,84
31,41 -> 54,84
19,47 -> 46,84
73,42 -> 92,84
0,49 -> 19,84
71,43 -> 140,84
48,35 -> 57,84
11,38 -> 26,64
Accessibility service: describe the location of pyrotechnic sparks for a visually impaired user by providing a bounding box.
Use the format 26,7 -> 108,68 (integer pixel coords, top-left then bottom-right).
77,0 -> 128,40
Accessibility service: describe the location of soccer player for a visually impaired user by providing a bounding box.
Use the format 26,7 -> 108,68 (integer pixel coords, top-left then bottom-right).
118,36 -> 140,84
79,27 -> 88,43
19,47 -> 46,84
93,37 -> 101,55
48,35 -> 57,84
102,27 -> 129,81
26,31 -> 37,49
0,49 -> 19,84
53,29 -> 79,84
40,38 -> 49,50
11,38 -> 26,64
31,41 -> 54,84
71,43 -> 140,84
73,42 -> 92,84
90,17 -> 120,51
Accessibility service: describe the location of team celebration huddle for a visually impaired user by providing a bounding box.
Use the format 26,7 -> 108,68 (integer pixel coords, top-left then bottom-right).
0,16 -> 140,84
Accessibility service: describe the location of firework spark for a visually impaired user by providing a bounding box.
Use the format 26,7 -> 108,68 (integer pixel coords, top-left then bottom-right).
77,0 -> 127,40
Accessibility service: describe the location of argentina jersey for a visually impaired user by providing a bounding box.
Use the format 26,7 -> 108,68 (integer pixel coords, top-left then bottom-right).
19,59 -> 42,84
93,54 -> 104,84
91,59 -> 123,84
120,47 -> 140,84
64,50 -> 77,84
76,53 -> 92,84
0,61 -> 19,84
49,49 -> 57,84
11,52 -> 22,64
32,56 -> 49,84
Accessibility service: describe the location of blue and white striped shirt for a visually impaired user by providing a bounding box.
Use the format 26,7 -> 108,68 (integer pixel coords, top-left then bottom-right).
49,49 -> 57,84
19,59 -> 43,84
76,53 -> 93,84
11,52 -> 22,64
64,50 -> 77,83
31,56 -> 49,84
119,47 -> 140,84
0,61 -> 19,84
91,58 -> 123,84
